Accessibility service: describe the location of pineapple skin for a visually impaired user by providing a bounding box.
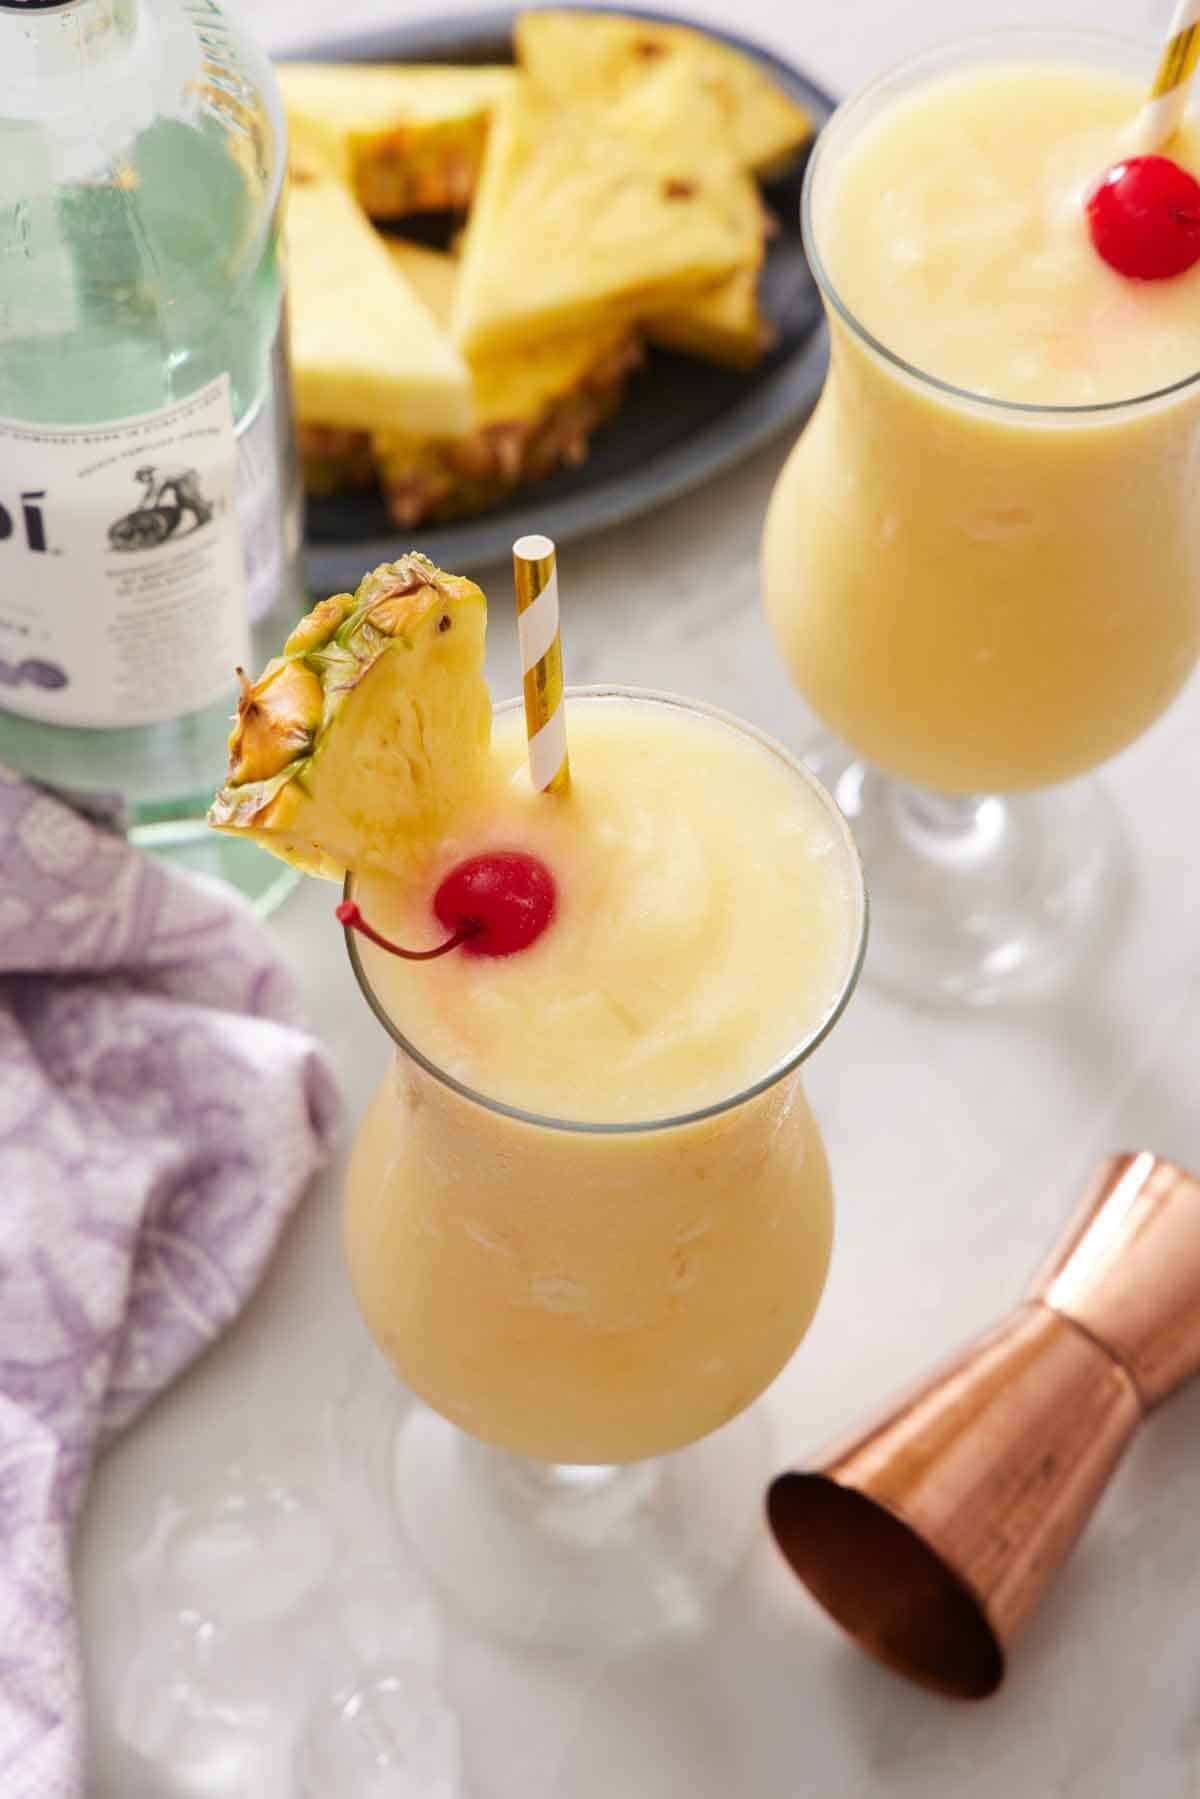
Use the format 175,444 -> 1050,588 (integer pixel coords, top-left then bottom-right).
297,325 -> 643,525
208,555 -> 491,880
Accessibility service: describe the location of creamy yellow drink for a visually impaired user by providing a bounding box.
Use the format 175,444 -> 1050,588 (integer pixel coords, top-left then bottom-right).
343,691 -> 863,1464
764,51 -> 1200,793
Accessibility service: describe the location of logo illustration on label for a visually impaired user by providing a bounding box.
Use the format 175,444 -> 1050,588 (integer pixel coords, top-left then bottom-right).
107,463 -> 214,552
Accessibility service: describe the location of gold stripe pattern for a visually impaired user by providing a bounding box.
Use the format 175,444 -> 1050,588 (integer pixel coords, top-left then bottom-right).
513,534 -> 570,796
1150,20 -> 1200,100
1136,3 -> 1200,148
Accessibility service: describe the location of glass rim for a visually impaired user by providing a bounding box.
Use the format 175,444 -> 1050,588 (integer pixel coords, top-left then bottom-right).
343,684 -> 868,1137
802,26 -> 1200,419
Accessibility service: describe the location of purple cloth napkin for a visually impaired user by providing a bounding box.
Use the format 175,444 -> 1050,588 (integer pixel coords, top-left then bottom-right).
0,766 -> 340,1796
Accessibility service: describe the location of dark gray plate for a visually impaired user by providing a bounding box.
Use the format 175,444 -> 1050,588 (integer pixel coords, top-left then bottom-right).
287,7 -> 833,592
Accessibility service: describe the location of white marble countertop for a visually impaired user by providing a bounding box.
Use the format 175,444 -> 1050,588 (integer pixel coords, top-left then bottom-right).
77,0 -> 1200,1794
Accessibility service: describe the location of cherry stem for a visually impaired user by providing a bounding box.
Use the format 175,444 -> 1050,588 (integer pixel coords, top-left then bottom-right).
336,899 -> 482,960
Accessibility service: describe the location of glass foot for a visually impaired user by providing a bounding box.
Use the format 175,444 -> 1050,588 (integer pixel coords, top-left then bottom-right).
130,815 -> 301,917
394,1404 -> 772,1653
807,745 -> 1123,1006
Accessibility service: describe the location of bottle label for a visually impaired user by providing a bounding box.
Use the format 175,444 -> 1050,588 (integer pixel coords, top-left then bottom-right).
0,376 -> 251,728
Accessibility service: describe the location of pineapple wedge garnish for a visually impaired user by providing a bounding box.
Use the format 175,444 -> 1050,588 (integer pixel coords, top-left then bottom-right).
208,555 -> 490,880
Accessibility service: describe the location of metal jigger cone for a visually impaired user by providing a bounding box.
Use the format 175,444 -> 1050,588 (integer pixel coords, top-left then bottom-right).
766,1152 -> 1200,1698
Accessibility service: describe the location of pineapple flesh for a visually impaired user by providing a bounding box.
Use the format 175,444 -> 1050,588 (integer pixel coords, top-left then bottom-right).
285,154 -> 474,438
450,74 -> 746,357
514,10 -> 814,176
208,555 -> 491,880
278,63 -> 515,217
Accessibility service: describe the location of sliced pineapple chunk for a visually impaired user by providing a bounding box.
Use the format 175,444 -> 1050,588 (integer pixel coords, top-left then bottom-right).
645,262 -> 772,370
278,62 -> 515,217
451,73 -> 745,357
208,555 -> 490,879
286,160 -> 473,437
515,10 -> 814,176
598,64 -> 773,369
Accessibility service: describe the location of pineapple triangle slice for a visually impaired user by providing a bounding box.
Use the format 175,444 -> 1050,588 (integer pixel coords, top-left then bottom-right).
278,62 -> 515,216
450,72 -> 745,357
286,159 -> 474,437
515,10 -> 814,175
595,60 -> 771,368
646,262 -> 771,370
208,555 -> 491,880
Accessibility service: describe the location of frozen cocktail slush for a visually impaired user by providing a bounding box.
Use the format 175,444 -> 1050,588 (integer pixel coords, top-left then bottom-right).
345,690 -> 864,1463
764,50 -> 1200,793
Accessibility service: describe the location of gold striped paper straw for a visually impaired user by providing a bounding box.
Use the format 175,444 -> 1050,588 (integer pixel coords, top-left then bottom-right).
1133,0 -> 1200,151
513,533 -> 570,795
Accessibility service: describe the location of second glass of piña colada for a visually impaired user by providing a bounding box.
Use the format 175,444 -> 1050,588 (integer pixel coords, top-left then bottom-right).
763,32 -> 1200,1003
209,549 -> 865,1649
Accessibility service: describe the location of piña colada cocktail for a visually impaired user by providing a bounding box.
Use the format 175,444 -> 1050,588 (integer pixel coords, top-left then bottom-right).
763,35 -> 1200,1000
210,554 -> 865,1645
344,689 -> 863,1467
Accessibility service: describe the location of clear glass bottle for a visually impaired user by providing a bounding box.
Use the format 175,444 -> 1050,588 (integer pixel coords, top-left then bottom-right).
0,0 -> 305,905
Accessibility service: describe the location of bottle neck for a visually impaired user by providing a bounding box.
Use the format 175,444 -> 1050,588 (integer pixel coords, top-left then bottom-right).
1,0 -> 143,109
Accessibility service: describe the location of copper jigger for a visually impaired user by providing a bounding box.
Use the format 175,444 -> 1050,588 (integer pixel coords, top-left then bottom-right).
766,1151 -> 1200,1698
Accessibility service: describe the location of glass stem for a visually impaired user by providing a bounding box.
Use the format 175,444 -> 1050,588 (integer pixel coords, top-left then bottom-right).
896,786 -> 988,834
476,1445 -> 660,1546
888,782 -> 1007,866
511,1461 -> 625,1497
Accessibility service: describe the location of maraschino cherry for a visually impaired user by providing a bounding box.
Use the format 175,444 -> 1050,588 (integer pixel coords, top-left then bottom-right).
337,849 -> 556,961
1087,154 -> 1200,280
